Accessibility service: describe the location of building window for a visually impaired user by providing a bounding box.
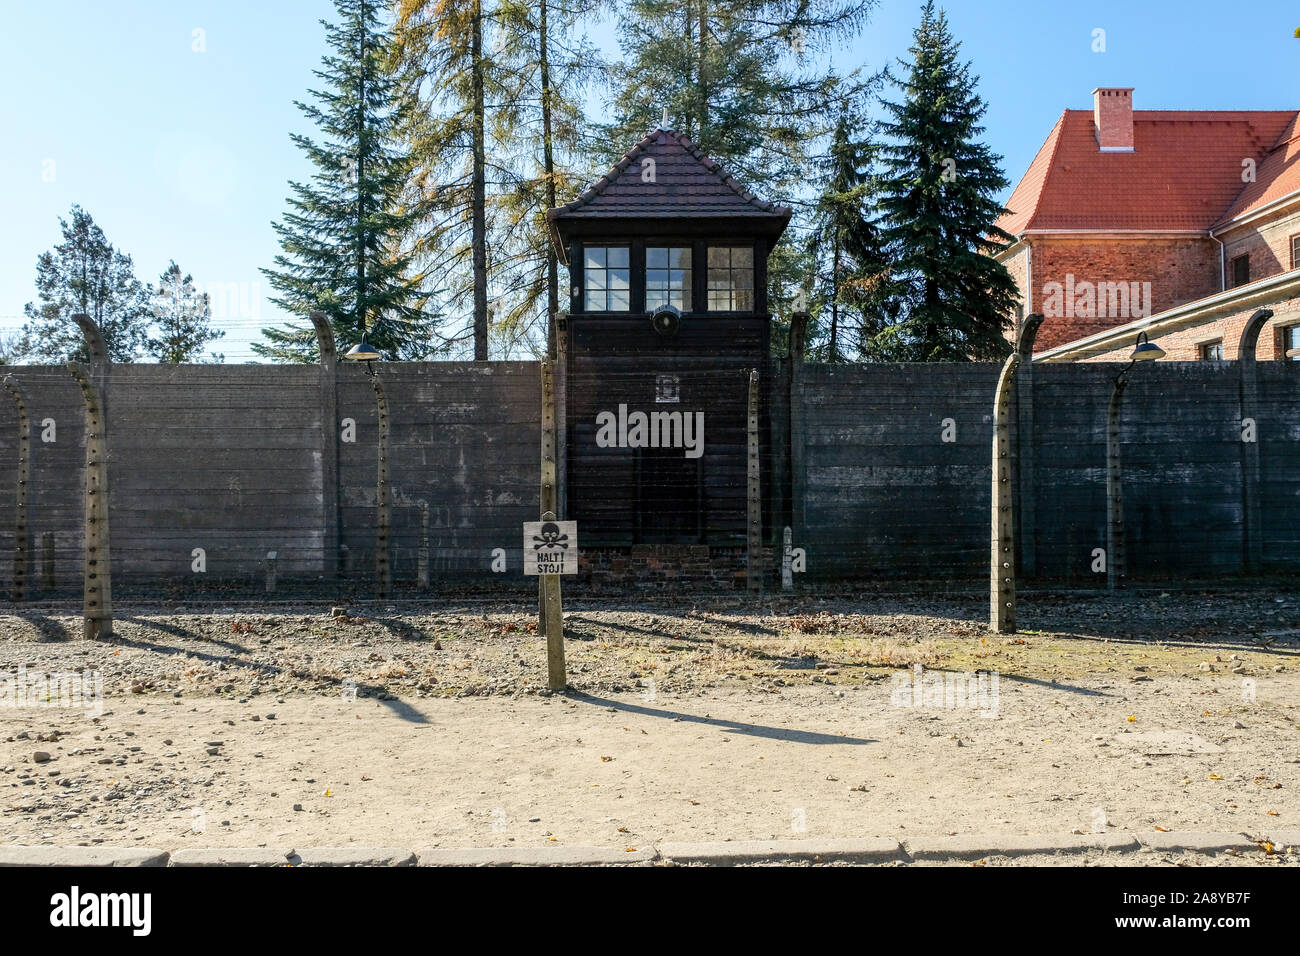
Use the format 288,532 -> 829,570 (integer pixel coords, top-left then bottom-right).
707,246 -> 754,312
1198,340 -> 1223,361
1285,325 -> 1300,361
583,246 -> 630,311
1231,254 -> 1251,287
646,247 -> 692,312
1291,234 -> 1300,271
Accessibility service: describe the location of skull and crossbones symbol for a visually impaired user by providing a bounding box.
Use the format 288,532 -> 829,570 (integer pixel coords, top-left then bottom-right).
532,522 -> 568,551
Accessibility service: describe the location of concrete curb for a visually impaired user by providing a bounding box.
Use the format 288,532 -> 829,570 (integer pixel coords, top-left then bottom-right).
1258,831 -> 1300,851
416,846 -> 656,866
0,846 -> 169,867
3,832 -> 1288,867
169,847 -> 416,867
1136,832 -> 1259,854
905,833 -> 1141,860
658,838 -> 903,866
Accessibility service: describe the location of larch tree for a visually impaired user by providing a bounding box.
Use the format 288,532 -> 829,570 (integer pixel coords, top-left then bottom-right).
491,0 -> 605,358
391,0 -> 498,361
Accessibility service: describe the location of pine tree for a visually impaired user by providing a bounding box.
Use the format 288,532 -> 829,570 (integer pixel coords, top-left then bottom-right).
257,0 -> 434,364
19,205 -> 150,364
148,262 -> 225,363
873,1 -> 1019,361
806,111 -> 894,362
0,332 -> 22,366
604,0 -> 877,201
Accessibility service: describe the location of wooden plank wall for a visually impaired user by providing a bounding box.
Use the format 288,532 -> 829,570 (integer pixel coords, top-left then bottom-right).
565,315 -> 770,547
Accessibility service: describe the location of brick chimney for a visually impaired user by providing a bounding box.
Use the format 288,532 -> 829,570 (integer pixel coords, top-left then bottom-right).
1092,87 -> 1134,151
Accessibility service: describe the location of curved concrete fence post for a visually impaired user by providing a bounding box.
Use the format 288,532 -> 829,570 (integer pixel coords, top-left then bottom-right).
990,314 -> 1043,634
372,375 -> 391,599
67,362 -> 112,639
71,312 -> 110,372
3,375 -> 30,602
309,310 -> 337,367
1236,308 -> 1273,573
311,311 -> 342,582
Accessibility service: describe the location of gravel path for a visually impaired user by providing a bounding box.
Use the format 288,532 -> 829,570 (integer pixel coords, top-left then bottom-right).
1,589 -> 1297,863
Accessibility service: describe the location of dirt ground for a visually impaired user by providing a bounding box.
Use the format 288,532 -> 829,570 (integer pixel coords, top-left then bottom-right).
1,587 -> 1298,865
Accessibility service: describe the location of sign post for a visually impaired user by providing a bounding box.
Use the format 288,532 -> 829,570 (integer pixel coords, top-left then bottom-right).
525,517 -> 577,690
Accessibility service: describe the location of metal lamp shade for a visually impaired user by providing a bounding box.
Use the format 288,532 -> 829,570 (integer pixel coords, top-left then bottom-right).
344,338 -> 382,362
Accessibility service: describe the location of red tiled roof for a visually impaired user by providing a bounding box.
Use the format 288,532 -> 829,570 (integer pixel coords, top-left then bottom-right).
997,111 -> 1067,236
1216,112 -> 1300,227
547,128 -> 792,243
997,109 -> 1298,235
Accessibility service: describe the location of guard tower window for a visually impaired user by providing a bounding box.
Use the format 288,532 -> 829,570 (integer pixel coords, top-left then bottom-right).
707,246 -> 754,311
646,247 -> 692,311
584,246 -> 630,311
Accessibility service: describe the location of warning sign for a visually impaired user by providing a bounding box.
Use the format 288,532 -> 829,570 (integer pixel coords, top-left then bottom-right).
523,520 -> 578,575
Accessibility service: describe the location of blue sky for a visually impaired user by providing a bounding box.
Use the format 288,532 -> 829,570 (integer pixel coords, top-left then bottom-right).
1,0 -> 1297,360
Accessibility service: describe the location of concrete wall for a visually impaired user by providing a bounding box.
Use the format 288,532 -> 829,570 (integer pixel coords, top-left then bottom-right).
0,356 -> 1295,599
792,359 -> 1300,582
793,363 -> 1000,578
0,362 -> 539,599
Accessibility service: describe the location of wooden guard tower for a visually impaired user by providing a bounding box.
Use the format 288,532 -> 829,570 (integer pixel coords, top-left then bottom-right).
547,127 -> 791,549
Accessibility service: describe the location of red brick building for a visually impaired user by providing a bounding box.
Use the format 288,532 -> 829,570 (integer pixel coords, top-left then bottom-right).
994,88 -> 1300,362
